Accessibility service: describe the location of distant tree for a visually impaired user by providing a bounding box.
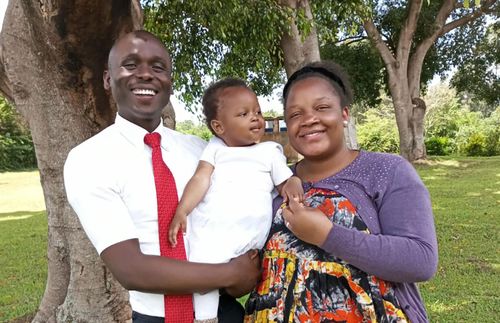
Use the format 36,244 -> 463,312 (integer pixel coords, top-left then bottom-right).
263,109 -> 281,118
451,21 -> 500,112
321,40 -> 385,113
176,120 -> 212,141
359,0 -> 498,161
143,0 -> 328,105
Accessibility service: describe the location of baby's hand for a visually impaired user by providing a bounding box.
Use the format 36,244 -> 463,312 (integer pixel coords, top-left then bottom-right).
168,212 -> 187,247
281,176 -> 305,203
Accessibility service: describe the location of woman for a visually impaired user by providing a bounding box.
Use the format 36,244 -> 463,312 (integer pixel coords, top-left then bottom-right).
245,61 -> 438,323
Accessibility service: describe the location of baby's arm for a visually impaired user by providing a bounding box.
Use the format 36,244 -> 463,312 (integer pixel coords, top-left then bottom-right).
277,176 -> 304,203
168,160 -> 214,246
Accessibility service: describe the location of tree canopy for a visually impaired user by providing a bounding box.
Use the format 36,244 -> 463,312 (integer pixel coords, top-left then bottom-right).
450,21 -> 499,111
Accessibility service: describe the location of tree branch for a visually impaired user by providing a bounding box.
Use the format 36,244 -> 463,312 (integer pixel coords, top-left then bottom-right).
408,0 -> 497,97
396,0 -> 423,63
336,34 -> 366,45
363,19 -> 396,69
440,0 -> 497,36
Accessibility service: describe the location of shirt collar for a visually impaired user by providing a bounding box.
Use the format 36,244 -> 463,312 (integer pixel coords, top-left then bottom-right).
115,114 -> 170,151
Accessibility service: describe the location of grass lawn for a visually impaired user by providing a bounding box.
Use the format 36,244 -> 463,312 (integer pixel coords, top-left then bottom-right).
1,157 -> 499,322
0,171 -> 47,322
415,156 -> 500,322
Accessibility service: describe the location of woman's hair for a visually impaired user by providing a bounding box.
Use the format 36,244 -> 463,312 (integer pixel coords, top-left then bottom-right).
283,61 -> 353,108
202,78 -> 249,134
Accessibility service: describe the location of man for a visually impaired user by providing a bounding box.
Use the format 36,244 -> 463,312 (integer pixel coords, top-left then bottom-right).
64,30 -> 260,322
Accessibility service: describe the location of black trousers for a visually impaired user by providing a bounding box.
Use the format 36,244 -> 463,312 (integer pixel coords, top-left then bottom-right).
132,294 -> 244,323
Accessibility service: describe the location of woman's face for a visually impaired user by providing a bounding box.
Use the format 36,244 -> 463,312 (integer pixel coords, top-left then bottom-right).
284,76 -> 349,161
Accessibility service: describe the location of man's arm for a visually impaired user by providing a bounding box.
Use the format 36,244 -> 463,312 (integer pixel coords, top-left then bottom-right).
64,149 -> 259,297
101,239 -> 260,297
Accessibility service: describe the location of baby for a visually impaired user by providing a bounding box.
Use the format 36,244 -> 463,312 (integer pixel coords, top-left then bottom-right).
168,78 -> 303,323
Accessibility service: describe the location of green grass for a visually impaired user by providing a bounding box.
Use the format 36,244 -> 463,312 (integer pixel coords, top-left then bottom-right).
0,171 -> 47,322
1,158 -> 499,322
415,156 -> 500,322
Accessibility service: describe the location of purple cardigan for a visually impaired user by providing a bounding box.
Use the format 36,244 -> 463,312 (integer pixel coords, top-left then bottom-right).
275,150 -> 438,323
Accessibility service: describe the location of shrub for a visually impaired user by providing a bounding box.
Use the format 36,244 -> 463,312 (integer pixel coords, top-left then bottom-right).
461,132 -> 487,156
175,120 -> 212,141
357,107 -> 399,153
425,136 -> 453,156
484,129 -> 500,156
0,97 -> 37,171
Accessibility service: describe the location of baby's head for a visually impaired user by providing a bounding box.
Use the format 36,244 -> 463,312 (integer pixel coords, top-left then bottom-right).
202,78 -> 265,147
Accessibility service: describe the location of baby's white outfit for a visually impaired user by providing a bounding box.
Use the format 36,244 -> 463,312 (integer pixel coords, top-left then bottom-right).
186,137 -> 292,320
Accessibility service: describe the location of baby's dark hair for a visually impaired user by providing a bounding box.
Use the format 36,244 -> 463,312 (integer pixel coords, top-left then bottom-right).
283,61 -> 353,108
202,78 -> 250,134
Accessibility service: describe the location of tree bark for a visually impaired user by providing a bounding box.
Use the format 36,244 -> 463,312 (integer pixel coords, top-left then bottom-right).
279,0 -> 320,76
0,0 -> 141,321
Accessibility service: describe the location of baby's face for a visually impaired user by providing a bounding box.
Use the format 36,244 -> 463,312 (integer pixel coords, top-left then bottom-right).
215,87 -> 265,147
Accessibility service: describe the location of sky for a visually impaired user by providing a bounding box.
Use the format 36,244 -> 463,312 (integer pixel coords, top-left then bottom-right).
0,2 -> 281,122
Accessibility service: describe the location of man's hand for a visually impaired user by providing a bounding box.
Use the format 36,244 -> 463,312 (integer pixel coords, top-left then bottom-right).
224,250 -> 261,298
282,198 -> 333,246
168,212 -> 187,247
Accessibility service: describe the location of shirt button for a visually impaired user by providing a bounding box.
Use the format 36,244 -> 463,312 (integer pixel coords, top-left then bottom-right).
334,185 -> 339,189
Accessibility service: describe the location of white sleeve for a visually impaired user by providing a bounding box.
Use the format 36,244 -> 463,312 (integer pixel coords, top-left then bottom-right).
64,148 -> 138,255
199,137 -> 224,166
268,142 -> 293,186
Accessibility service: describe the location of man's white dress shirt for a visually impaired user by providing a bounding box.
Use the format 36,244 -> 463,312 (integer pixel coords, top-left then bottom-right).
64,114 -> 206,317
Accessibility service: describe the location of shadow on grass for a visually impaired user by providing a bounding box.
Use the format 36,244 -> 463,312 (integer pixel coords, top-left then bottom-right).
8,313 -> 34,323
0,210 -> 45,222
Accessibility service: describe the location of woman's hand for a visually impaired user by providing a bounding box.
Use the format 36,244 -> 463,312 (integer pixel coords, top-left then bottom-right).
282,198 -> 333,246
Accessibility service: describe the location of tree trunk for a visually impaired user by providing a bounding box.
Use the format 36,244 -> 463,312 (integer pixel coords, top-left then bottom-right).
389,64 -> 427,161
411,97 -> 427,160
386,80 -> 427,161
385,69 -> 414,160
279,0 -> 320,76
162,101 -> 176,130
0,0 -> 141,321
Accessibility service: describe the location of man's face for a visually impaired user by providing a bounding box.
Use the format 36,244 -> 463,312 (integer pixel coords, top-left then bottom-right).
104,33 -> 172,130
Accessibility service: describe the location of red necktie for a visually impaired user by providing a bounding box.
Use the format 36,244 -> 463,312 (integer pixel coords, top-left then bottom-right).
144,132 -> 194,323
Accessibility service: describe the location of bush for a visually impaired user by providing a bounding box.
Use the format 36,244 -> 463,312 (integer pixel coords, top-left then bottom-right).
175,120 -> 212,141
357,107 -> 399,153
0,97 -> 37,171
484,129 -> 500,156
425,136 -> 453,156
462,132 -> 487,156
454,107 -> 500,157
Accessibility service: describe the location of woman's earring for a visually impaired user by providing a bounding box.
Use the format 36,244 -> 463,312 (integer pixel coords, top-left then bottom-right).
343,120 -> 348,127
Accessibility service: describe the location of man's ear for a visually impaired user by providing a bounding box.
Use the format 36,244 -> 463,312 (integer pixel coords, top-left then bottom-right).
211,119 -> 224,136
103,70 -> 111,90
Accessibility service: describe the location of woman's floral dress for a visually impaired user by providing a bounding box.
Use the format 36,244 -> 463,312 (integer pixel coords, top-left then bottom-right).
244,187 -> 409,323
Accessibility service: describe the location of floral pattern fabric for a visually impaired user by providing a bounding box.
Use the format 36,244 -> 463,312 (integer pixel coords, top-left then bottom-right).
244,188 -> 409,323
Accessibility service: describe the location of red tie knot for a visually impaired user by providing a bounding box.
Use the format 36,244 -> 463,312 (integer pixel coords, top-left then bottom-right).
144,132 -> 161,148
